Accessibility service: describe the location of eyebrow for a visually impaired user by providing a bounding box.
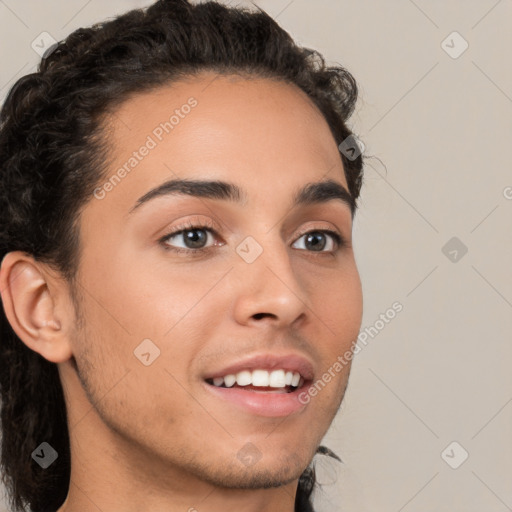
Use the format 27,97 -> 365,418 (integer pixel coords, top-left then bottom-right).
129,177 -> 355,216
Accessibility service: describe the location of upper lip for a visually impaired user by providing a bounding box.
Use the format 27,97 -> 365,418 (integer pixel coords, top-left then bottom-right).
203,352 -> 315,382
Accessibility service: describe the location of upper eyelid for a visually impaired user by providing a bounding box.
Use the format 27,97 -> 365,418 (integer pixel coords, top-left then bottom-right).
163,221 -> 341,237
294,224 -> 341,238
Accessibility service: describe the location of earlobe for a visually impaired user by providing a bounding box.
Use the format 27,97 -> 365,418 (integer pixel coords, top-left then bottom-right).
0,251 -> 73,363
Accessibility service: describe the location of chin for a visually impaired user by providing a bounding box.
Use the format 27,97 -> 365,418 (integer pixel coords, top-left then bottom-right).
206,459 -> 305,490
183,448 -> 310,490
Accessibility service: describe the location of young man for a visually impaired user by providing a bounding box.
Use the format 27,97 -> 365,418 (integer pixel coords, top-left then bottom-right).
0,1 -> 365,511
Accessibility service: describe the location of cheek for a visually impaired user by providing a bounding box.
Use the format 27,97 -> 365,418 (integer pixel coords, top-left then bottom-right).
80,237 -> 227,340
130,261 -> 234,339
305,262 -> 362,402
306,261 -> 363,345
336,269 -> 363,341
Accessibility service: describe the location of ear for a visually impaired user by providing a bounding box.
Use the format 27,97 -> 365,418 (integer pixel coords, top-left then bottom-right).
0,251 -> 73,363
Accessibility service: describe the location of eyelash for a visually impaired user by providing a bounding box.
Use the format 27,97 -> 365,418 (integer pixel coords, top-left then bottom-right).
158,220 -> 346,256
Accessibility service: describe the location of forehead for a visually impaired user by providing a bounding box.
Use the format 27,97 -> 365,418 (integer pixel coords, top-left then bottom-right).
95,72 -> 348,214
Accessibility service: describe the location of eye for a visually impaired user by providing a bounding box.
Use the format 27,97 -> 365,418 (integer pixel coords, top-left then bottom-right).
159,222 -> 221,254
291,229 -> 344,253
159,222 -> 346,256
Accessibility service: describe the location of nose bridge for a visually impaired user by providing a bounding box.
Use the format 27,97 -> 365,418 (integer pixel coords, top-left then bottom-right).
232,231 -> 308,325
236,230 -> 294,285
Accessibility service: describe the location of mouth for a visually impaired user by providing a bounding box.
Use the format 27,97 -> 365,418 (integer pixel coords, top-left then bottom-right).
204,369 -> 306,394
202,368 -> 312,417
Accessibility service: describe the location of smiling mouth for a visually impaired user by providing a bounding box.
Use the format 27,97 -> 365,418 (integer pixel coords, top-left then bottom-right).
204,378 -> 304,393
204,368 -> 307,394
202,369 -> 311,417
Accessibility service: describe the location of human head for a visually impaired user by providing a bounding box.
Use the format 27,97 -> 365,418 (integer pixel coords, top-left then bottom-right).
0,1 -> 364,511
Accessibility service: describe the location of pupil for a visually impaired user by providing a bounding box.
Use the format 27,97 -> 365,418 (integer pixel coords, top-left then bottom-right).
306,232 -> 325,251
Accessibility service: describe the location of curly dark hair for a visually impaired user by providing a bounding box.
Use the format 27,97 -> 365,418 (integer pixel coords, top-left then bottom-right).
0,1 -> 364,510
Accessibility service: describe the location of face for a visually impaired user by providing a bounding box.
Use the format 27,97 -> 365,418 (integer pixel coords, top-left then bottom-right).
63,72 -> 363,490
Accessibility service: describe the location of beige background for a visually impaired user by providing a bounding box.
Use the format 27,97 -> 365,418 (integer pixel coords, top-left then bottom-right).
1,1 -> 511,511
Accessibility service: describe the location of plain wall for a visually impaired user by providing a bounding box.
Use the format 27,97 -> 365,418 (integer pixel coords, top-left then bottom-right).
1,1 -> 511,511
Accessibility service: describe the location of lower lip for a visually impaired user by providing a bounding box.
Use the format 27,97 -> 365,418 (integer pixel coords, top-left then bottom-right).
202,381 -> 310,417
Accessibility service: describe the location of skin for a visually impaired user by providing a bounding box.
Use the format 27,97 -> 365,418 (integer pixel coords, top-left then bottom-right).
0,72 -> 363,512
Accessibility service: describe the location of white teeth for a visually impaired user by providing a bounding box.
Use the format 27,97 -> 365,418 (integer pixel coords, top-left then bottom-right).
223,374 -> 236,387
235,370 -> 252,386
269,369 -> 286,387
210,369 -> 304,389
213,377 -> 224,387
252,369 -> 270,386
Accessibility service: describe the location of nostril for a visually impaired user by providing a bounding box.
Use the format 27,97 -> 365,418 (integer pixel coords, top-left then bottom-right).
252,313 -> 275,320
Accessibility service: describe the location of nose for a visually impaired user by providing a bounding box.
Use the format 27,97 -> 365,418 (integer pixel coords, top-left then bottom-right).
231,236 -> 308,329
